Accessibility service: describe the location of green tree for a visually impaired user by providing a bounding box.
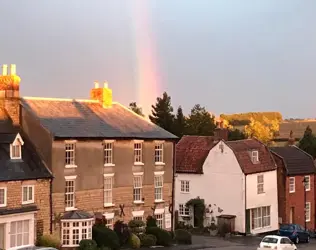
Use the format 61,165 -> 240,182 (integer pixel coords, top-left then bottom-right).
173,106 -> 186,137
299,126 -> 316,158
129,102 -> 144,117
228,129 -> 246,141
186,104 -> 216,136
149,92 -> 175,133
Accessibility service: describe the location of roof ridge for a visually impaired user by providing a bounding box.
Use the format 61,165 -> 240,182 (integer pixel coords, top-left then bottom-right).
22,96 -> 99,103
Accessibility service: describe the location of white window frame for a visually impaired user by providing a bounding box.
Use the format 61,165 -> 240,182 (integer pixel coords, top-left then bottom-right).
180,180 -> 190,193
154,172 -> 164,202
289,177 -> 295,193
154,141 -> 164,164
104,174 -> 114,207
65,176 -> 77,211
65,141 -> 76,168
251,150 -> 259,163
104,140 -> 114,166
304,175 -> 311,191
132,210 -> 144,221
104,213 -> 115,230
22,185 -> 34,205
251,206 -> 271,230
305,202 -> 311,222
10,133 -> 24,160
257,174 -> 264,194
133,173 -> 143,203
179,204 -> 190,217
61,219 -> 94,247
134,140 -> 143,164
9,219 -> 30,249
0,187 -> 7,207
154,209 -> 164,228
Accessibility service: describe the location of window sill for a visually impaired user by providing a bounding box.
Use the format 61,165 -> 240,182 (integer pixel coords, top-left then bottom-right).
65,164 -> 77,169
305,189 -> 311,192
65,207 -> 78,212
289,191 -> 295,193
0,204 -> 6,208
180,192 -> 190,194
154,200 -> 165,204
155,162 -> 165,166
62,244 -> 80,248
22,201 -> 34,205
134,201 -> 145,204
252,225 -> 271,231
104,163 -> 115,167
134,162 -> 144,166
306,219 -> 311,222
104,203 -> 115,208
180,215 -> 190,217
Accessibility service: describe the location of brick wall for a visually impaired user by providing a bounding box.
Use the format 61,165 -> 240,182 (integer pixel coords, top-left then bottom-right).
285,175 -> 315,229
0,179 -> 51,237
52,183 -> 172,236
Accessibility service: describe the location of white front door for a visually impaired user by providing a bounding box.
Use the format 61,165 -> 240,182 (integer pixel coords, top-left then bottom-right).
0,223 -> 5,250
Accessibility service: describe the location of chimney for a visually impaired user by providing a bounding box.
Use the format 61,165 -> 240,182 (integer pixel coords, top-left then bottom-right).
288,130 -> 295,146
0,64 -> 21,127
2,65 -> 7,75
10,64 -> 16,75
214,127 -> 229,141
90,81 -> 113,108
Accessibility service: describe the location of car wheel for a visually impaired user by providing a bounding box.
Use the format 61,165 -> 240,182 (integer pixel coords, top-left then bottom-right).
295,236 -> 299,244
307,236 -> 310,243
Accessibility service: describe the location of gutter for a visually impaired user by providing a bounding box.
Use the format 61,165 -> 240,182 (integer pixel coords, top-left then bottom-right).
171,141 -> 176,231
49,178 -> 53,234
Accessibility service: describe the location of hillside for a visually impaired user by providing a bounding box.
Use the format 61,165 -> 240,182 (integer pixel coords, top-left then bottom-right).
220,112 -> 283,126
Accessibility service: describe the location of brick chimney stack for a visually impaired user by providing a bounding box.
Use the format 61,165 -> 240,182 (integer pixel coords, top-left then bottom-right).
90,81 -> 113,108
287,130 -> 295,146
214,121 -> 229,141
0,64 -> 21,126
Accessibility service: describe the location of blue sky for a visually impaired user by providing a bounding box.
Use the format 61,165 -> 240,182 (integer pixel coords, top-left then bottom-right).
1,0 -> 316,118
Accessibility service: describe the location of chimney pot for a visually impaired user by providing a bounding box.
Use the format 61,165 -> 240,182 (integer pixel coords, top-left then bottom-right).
10,64 -> 16,75
2,65 -> 8,76
94,81 -> 99,89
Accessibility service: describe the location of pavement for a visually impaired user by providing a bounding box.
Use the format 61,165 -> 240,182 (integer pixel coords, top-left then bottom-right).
169,235 -> 316,250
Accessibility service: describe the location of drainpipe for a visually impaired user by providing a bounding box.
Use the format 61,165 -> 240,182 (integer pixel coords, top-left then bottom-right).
171,141 -> 176,231
50,178 -> 53,234
244,174 -> 247,236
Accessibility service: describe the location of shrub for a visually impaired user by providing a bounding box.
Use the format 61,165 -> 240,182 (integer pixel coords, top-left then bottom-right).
36,234 -> 61,248
114,220 -> 130,246
139,234 -> 157,247
92,224 -> 120,250
128,233 -> 141,249
146,216 -> 157,227
128,219 -> 145,235
79,239 -> 98,250
174,229 -> 192,245
146,227 -> 172,246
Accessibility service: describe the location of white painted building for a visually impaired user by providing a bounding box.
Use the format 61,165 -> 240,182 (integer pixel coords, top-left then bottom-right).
175,136 -> 279,234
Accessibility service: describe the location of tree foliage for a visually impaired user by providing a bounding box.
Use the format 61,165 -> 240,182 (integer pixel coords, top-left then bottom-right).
186,104 -> 216,136
299,126 -> 316,158
129,102 -> 144,117
173,106 -> 187,137
149,92 -> 175,133
244,117 -> 279,144
220,112 -> 282,126
228,129 -> 246,141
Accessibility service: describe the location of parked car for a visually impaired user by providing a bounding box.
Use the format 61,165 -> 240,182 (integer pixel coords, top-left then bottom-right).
257,235 -> 297,250
278,223 -> 310,244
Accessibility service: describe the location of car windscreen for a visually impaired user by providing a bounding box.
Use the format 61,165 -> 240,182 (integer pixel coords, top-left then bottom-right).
280,224 -> 294,230
262,237 -> 278,243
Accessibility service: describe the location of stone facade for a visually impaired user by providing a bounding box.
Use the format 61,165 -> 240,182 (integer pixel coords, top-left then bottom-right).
0,179 -> 51,237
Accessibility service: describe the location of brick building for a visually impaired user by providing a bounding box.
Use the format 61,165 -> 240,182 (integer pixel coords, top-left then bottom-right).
270,146 -> 316,230
0,65 -> 53,250
19,81 -> 177,248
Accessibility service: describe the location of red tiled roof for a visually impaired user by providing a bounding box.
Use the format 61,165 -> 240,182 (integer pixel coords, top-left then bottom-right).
226,139 -> 276,175
176,136 -> 215,174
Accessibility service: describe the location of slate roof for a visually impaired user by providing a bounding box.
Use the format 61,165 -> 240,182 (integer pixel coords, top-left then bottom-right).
21,98 -> 177,140
176,135 -> 215,174
270,146 -> 316,175
226,139 -> 276,175
0,132 -> 52,181
61,210 -> 94,220
0,205 -> 38,216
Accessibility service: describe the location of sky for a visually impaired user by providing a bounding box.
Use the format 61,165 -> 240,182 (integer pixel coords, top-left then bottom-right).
1,0 -> 316,118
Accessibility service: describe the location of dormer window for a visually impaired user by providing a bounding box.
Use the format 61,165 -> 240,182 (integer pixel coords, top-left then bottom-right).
251,150 -> 259,163
10,133 -> 24,160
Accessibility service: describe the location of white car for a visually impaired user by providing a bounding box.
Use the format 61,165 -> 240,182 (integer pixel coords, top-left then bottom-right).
258,235 -> 297,250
